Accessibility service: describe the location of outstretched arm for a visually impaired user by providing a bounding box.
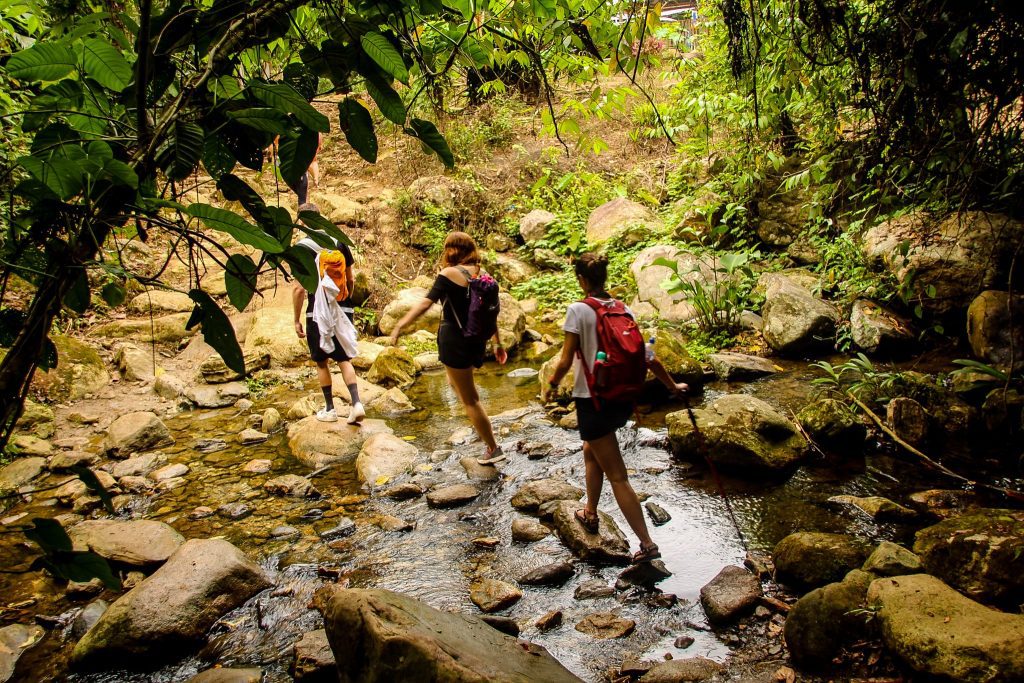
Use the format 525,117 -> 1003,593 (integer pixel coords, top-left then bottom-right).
388,298 -> 434,344
649,357 -> 689,395
543,332 -> 580,401
292,283 -> 306,338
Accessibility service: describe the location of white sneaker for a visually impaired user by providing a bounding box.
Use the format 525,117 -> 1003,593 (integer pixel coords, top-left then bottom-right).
316,408 -> 338,423
346,402 -> 366,425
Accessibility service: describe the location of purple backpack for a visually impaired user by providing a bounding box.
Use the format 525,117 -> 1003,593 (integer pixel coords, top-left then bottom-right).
454,266 -> 501,338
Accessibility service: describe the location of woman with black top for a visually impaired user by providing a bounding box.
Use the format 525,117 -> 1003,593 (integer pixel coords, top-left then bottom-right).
388,232 -> 509,465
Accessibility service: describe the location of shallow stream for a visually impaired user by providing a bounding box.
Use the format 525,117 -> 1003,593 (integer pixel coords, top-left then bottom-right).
2,357 -> 964,682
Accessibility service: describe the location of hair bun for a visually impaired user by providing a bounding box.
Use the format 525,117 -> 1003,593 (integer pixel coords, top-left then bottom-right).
595,254 -> 609,265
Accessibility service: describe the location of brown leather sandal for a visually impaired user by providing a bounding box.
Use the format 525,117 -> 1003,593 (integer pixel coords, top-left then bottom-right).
631,543 -> 661,564
574,508 -> 599,533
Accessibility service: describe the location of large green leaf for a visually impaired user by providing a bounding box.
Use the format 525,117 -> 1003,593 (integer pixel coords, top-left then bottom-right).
160,121 -> 204,180
338,98 -> 378,163
531,0 -> 556,18
360,31 -> 408,85
406,118 -> 454,169
224,254 -> 259,312
249,82 -> 329,133
24,518 -> 72,553
64,269 -> 90,314
7,41 -> 77,82
18,155 -> 84,200
202,135 -> 236,179
278,127 -> 319,188
227,107 -> 291,135
363,72 -> 405,125
282,245 -> 318,292
186,203 -> 284,253
80,38 -> 133,91
298,210 -> 354,247
187,289 -> 245,374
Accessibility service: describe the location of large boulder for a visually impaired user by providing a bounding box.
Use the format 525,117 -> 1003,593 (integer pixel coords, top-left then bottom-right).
644,330 -> 704,387
31,335 -> 109,402
784,569 -> 873,668
378,287 -> 440,337
761,277 -> 839,355
773,532 -> 872,591
93,313 -> 195,344
967,291 -> 1024,371
913,508 -> 1024,608
796,398 -> 866,453
68,520 -> 184,569
550,500 -> 630,564
862,211 -> 1024,315
293,629 -> 335,682
510,479 -> 583,512
71,539 -> 273,669
287,417 -> 392,470
850,299 -> 914,355
756,196 -> 809,248
355,433 -> 418,485
199,352 -> 270,383
320,587 -> 582,682
868,574 -> 1024,682
699,565 -> 762,625
243,306 -> 307,366
666,395 -> 808,476
496,293 -> 526,352
586,198 -> 660,246
366,347 -> 417,389
488,254 -> 536,286
519,209 -> 558,243
103,412 -> 173,457
127,290 -> 195,314
630,246 -> 704,324
0,624 -> 44,683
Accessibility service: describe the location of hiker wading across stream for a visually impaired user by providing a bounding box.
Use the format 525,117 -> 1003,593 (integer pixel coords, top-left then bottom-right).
544,253 -> 689,564
292,212 -> 364,424
388,231 -> 508,465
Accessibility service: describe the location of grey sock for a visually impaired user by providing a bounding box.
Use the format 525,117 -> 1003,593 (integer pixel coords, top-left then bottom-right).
321,385 -> 334,411
347,382 -> 360,405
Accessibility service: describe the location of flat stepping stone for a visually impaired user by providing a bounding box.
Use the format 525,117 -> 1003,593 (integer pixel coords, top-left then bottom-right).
616,560 -> 672,589
319,518 -> 356,541
517,561 -> 575,587
644,501 -> 671,526
241,459 -> 272,474
510,479 -> 583,513
699,565 -> 762,625
550,500 -> 629,564
708,352 -> 780,381
68,520 -> 184,569
575,612 -> 635,639
427,484 -> 479,508
383,483 -> 423,500
641,658 -> 723,683
470,578 -> 522,613
460,457 -> 499,481
511,518 -> 550,543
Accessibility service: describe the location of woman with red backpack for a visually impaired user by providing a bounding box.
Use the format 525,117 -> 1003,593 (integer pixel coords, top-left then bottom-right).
388,232 -> 508,465
543,253 -> 689,564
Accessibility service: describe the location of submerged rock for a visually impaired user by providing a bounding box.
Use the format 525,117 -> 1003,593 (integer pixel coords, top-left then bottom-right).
518,561 -> 575,587
68,520 -> 184,569
366,347 -> 417,389
868,573 -> 1024,682
913,508 -> 1024,608
666,395 -> 808,476
511,518 -> 550,543
470,578 -> 523,613
71,538 -> 273,669
639,657 -> 723,683
550,500 -> 630,564
110,453 -> 167,479
707,352 -> 779,381
827,495 -> 917,521
796,398 -> 866,453
320,587 -> 581,681
0,624 -> 44,682
773,532 -> 872,591
187,668 -> 263,683
699,565 -> 761,625
264,474 -> 318,498
426,484 -> 480,508
784,569 -> 873,668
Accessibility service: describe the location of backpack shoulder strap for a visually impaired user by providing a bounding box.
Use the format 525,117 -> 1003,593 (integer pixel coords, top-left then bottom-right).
455,265 -> 476,281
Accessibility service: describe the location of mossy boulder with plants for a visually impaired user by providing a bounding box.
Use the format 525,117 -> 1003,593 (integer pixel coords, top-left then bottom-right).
644,329 -> 704,388
773,532 -> 873,591
666,394 -> 808,476
796,398 -> 866,453
367,347 -> 418,390
585,197 -> 661,247
784,569 -> 874,668
31,335 -> 110,402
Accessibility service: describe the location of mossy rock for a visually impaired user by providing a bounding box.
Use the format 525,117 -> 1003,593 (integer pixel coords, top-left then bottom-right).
796,398 -> 866,453
31,335 -> 110,402
644,329 -> 704,388
366,347 -> 417,389
773,532 -> 873,591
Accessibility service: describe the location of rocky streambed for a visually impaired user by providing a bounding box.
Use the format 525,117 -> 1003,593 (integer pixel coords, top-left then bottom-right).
1,353 -> 1022,682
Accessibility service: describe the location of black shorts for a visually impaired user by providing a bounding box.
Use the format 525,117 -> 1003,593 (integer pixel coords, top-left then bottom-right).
306,316 -> 352,364
575,397 -> 634,442
437,323 -> 486,370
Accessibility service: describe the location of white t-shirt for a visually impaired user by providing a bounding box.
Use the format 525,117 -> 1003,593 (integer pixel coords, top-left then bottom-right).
563,298 -> 632,399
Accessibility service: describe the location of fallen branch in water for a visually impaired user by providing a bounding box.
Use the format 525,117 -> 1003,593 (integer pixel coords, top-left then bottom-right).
848,391 -> 1024,503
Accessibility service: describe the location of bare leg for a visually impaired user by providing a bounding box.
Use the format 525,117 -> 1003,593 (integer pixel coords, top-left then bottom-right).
315,361 -> 332,393
586,432 -> 654,547
335,359 -> 358,391
582,442 -> 604,517
445,365 -> 497,451
310,159 -> 321,188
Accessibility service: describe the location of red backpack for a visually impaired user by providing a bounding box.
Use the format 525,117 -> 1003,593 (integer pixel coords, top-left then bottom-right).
576,297 -> 647,404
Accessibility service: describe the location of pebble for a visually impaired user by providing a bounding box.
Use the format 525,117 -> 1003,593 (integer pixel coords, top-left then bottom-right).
195,439 -> 228,454
472,537 -> 500,549
271,526 -> 299,538
426,484 -> 480,508
674,635 -> 695,649
754,605 -> 770,618
149,463 -> 188,482
319,518 -> 356,541
239,428 -> 268,445
481,615 -> 520,636
217,502 -> 252,519
517,561 -> 575,587
235,398 -> 254,411
383,483 -> 423,500
242,459 -> 273,474
535,610 -> 563,632
430,449 -> 452,463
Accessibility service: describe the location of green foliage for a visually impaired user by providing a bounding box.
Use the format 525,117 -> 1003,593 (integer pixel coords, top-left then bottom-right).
244,371 -> 281,399
655,250 -> 759,335
679,326 -> 736,362
812,354 -> 913,407
510,268 -> 578,311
